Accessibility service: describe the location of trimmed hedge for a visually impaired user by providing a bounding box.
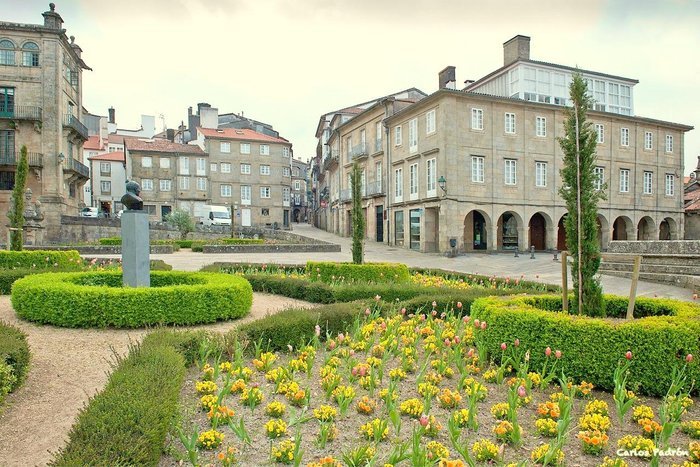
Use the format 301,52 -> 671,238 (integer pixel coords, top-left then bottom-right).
307,261 -> 410,284
98,237 -> 122,245
51,330 -> 205,466
470,295 -> 700,396
0,250 -> 83,270
246,274 -> 335,304
411,267 -> 561,293
0,321 -> 30,399
218,238 -> 265,245
0,269 -> 39,294
11,271 -> 253,328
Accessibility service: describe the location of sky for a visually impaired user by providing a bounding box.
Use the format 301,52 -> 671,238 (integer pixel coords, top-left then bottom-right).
10,0 -> 700,171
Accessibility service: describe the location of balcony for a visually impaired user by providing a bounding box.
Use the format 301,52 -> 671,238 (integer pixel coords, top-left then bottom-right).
63,156 -> 90,179
0,105 -> 43,121
365,180 -> 384,197
0,150 -> 43,167
63,114 -> 89,140
349,143 -> 369,160
374,139 -> 383,153
322,150 -> 339,172
340,188 -> 352,202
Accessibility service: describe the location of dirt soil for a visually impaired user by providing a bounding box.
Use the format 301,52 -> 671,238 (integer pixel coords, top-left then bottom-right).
0,293 -> 316,467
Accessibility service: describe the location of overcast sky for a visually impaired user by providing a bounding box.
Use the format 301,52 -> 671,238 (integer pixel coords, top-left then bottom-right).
13,0 -> 700,171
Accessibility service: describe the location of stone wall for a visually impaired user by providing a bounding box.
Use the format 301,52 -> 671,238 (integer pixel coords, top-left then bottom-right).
24,245 -> 174,254
607,240 -> 700,255
202,243 -> 340,254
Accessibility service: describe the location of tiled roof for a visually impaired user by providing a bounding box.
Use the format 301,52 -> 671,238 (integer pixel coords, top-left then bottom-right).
84,135 -> 105,150
125,138 -> 206,154
198,127 -> 290,144
107,134 -> 137,144
89,151 -> 125,162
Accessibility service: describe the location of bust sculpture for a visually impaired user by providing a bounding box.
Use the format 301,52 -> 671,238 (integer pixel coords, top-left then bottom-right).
121,180 -> 143,211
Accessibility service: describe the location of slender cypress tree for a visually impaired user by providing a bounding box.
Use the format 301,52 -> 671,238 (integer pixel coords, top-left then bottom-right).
558,73 -> 606,316
10,145 -> 29,251
350,161 -> 364,264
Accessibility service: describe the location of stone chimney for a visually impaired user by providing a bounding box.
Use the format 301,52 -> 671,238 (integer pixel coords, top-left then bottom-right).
503,35 -> 530,66
42,3 -> 64,30
438,66 -> 456,90
108,107 -> 115,124
694,156 -> 700,180
166,128 -> 175,142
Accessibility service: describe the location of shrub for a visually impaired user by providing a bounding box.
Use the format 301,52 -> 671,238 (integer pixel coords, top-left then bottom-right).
0,321 -> 30,399
410,267 -> 560,293
398,288 -> 518,317
0,269 -> 39,294
470,295 -> 700,396
245,274 -> 335,304
0,250 -> 82,270
218,238 -> 265,245
98,237 -> 122,245
11,271 -> 253,328
307,261 -> 410,284
202,262 -> 307,275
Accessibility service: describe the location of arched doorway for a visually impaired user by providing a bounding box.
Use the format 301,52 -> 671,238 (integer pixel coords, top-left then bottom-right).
557,215 -> 567,251
597,214 -> 609,249
464,210 -> 489,250
528,213 -> 547,250
612,216 -> 633,240
659,217 -> 678,240
293,209 -> 300,223
497,212 -> 520,250
637,216 -> 655,240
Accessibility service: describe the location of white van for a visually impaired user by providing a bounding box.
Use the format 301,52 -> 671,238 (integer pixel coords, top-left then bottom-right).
196,205 -> 231,226
79,207 -> 99,218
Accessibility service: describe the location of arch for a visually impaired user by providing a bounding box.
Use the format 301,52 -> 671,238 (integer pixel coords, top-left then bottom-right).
528,212 -> 552,251
659,217 -> 678,240
293,208 -> 300,223
0,39 -> 15,66
0,39 -> 15,49
20,40 -> 39,67
637,216 -> 656,240
497,211 -> 522,250
463,209 -> 491,251
597,214 -> 610,249
557,214 -> 568,250
21,41 -> 39,50
612,216 -> 634,241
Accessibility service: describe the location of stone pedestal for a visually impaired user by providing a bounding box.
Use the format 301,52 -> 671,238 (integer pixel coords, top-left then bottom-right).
121,210 -> 150,287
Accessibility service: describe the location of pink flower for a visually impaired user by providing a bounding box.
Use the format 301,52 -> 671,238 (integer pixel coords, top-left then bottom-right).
349,349 -> 355,356
337,333 -> 345,343
517,385 -> 526,398
440,312 -> 446,319
420,314 -> 426,321
365,308 -> 371,316
555,350 -> 562,359
314,325 -> 321,337
328,340 -> 336,350
686,354 -> 693,363
454,336 -> 461,344
625,351 -> 632,360
419,415 -> 429,427
467,348 -> 475,358
359,366 -> 367,377
401,308 -> 406,315
473,319 -> 481,328
462,316 -> 470,323
514,338 -> 520,347
351,367 -> 358,377
444,338 -> 451,347
457,301 -> 463,309
480,322 -> 487,330
501,342 -> 507,351
545,347 -> 552,357
431,310 -> 437,317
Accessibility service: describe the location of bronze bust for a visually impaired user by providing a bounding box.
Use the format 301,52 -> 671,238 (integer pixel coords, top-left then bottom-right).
121,180 -> 143,211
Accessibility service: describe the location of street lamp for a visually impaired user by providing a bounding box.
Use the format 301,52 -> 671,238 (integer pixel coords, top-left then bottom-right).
438,175 -> 447,195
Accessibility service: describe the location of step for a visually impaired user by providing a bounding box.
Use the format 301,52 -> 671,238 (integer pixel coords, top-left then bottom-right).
599,262 -> 700,276
601,253 -> 700,266
600,270 -> 695,289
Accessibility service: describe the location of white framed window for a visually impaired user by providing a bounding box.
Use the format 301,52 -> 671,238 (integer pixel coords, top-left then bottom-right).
260,186 -> 271,198
426,158 -> 436,196
283,167 -> 290,177
471,156 -> 484,183
196,158 -> 206,175
238,163 -> 249,174
535,161 -> 547,187
408,118 -> 418,153
536,117 -> 546,137
260,144 -> 270,155
220,142 -> 231,153
644,131 -> 653,150
376,121 -> 382,143
196,177 -> 206,191
394,168 -> 403,201
346,137 -> 352,162
375,162 -> 382,187
620,128 -> 630,147
504,159 -> 517,185
594,166 -> 605,191
142,179 -> 153,191
179,176 -> 190,190
260,164 -> 270,175
505,113 -> 516,134
160,157 -> 170,169
619,169 -> 630,193
595,124 -> 604,144
394,125 -> 402,146
99,162 -> 110,174
210,163 -> 217,173
240,143 -> 251,154
283,187 -> 290,204
241,185 -> 251,205
141,156 -> 152,168
159,179 -> 171,192
471,108 -> 483,130
282,146 -> 290,158
426,109 -> 436,134
294,180 -> 301,191
179,157 -> 189,175
665,174 -> 675,196
220,184 -> 232,197
409,163 -> 418,199
665,135 -> 673,153
100,181 -> 111,193
643,171 -> 653,194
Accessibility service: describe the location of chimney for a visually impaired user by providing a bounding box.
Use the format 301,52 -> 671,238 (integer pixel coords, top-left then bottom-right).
695,156 -> 700,180
188,106 -> 193,117
166,129 -> 175,142
438,66 -> 456,90
503,35 -> 530,66
42,3 -> 64,30
108,107 -> 115,124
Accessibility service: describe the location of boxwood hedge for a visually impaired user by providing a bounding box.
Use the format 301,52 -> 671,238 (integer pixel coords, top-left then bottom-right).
470,294 -> 700,396
11,271 -> 252,328
307,261 -> 410,283
0,250 -> 83,270
0,321 -> 30,402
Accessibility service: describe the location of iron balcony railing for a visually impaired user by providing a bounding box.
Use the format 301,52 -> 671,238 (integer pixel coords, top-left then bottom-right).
350,142 -> 369,160
0,105 -> 43,121
0,150 -> 44,167
340,188 -> 352,202
65,156 -> 90,178
365,180 -> 384,196
63,114 -> 89,140
323,151 -> 339,172
374,139 -> 382,153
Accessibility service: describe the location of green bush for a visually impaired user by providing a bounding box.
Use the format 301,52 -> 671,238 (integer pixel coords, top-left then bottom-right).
203,262 -> 307,275
12,271 -> 253,328
397,288 -> 518,317
470,295 -> 700,396
307,261 -> 410,284
245,274 -> 335,304
218,238 -> 265,245
0,321 -> 30,401
0,269 -> 38,294
192,243 -> 204,252
51,330 -> 202,466
411,267 -> 560,293
0,250 -> 82,270
97,237 -> 122,245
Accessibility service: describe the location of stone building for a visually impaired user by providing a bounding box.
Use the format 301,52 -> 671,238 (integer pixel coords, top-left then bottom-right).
0,3 -> 91,242
291,158 -> 308,223
684,157 -> 700,239
88,151 -> 126,216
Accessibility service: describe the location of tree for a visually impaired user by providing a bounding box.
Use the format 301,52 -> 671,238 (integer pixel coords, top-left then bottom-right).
9,145 -> 29,251
165,208 -> 195,240
558,73 -> 606,316
350,161 -> 365,264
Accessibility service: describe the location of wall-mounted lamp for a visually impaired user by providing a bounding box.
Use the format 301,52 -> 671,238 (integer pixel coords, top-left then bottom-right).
438,175 -> 447,195
58,152 -> 65,163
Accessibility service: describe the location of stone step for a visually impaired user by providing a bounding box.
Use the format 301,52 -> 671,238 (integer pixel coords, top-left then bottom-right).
599,261 -> 700,276
600,270 -> 697,289
601,253 -> 700,266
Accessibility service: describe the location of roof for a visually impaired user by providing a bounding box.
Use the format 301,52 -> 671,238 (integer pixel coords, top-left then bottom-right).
107,134 -> 137,145
125,138 -> 206,155
197,127 -> 290,144
89,151 -> 125,162
84,135 -> 105,150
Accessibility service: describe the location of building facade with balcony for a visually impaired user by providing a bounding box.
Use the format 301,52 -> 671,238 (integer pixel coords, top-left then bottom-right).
88,151 -> 125,216
0,4 -> 91,242
291,158 -> 308,223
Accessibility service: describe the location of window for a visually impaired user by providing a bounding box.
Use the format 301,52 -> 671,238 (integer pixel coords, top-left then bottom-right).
535,162 -> 547,187
471,109 -> 483,130
471,156 -> 484,183
409,163 -> 418,199
595,124 -> 604,144
22,41 -> 39,67
196,177 -> 206,191
346,137 -> 352,161
283,187 -> 290,204
426,109 -> 436,134
143,205 -> 156,215
240,143 -> 250,154
666,174 -> 675,196
643,171 -> 653,194
260,164 -> 270,175
260,186 -> 271,198
0,87 -> 14,116
594,166 -> 604,191
236,163 -> 247,174
666,135 -> 673,153
220,184 -> 232,197
283,167 -> 290,177
141,156 -> 152,168
505,113 -> 516,134
408,118 -> 417,152
536,117 -> 546,137
0,40 -> 15,66
394,125 -> 402,146
619,169 -> 630,193
375,162 -> 382,187
179,176 -> 190,190
210,162 -> 217,172
426,158 -> 436,196
100,181 -> 111,194
376,121 -> 382,146
620,128 -> 629,147
196,158 -> 206,175
260,144 -> 270,155
394,168 -> 403,201
0,171 -> 15,190
100,162 -> 110,174
142,179 -> 153,191
360,129 -> 366,152
261,208 -> 269,216
294,180 -> 301,191
220,142 -> 231,153
159,157 -> 170,169
644,131 -> 653,150
282,147 -> 290,158
241,185 -> 251,205
394,211 -> 404,246
504,159 -> 517,185
159,179 -> 171,191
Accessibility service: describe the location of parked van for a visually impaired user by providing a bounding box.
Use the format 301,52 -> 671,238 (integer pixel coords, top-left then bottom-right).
195,205 -> 231,226
79,207 -> 99,218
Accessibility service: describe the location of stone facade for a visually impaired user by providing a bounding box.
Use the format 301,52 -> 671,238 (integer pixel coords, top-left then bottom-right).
291,158 -> 309,223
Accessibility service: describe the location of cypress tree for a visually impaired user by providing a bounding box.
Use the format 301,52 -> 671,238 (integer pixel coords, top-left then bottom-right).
10,145 -> 29,251
350,161 -> 364,264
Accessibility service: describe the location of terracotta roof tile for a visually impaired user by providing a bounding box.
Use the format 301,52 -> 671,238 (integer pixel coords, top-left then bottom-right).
89,151 -> 125,162
84,135 -> 105,150
125,138 -> 206,155
198,127 -> 290,144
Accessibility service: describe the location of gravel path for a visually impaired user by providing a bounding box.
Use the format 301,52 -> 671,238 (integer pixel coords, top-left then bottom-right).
0,293 -> 315,467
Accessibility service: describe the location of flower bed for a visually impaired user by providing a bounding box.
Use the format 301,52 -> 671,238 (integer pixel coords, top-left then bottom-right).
307,262 -> 411,284
0,250 -> 83,270
11,271 -> 252,328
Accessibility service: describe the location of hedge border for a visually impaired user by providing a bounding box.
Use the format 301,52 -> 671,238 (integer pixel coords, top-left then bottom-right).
0,321 -> 30,402
11,271 -> 252,328
307,261 -> 411,284
0,250 -> 82,270
470,294 -> 700,396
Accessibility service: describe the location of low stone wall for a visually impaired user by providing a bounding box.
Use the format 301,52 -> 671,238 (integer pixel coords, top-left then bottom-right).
607,240 -> 700,255
24,245 -> 174,255
202,243 -> 341,254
